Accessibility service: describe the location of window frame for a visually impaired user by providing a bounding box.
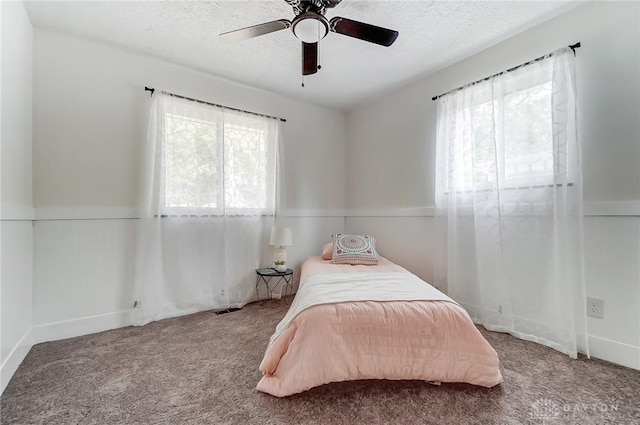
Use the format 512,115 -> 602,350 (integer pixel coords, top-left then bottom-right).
159,103 -> 276,217
445,66 -> 575,195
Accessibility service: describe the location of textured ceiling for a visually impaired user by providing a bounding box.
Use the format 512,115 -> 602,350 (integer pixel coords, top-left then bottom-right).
24,0 -> 583,110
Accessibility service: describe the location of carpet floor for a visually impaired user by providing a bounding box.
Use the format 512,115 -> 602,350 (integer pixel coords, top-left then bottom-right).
2,300 -> 639,425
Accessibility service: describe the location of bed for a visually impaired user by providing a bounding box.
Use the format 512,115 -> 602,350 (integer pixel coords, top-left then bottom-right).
256,254 -> 503,397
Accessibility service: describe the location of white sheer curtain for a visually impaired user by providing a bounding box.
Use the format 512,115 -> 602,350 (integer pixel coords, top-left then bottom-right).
435,47 -> 589,358
134,93 -> 279,326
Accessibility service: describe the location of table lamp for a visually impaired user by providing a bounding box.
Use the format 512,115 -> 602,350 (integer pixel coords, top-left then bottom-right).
269,226 -> 293,272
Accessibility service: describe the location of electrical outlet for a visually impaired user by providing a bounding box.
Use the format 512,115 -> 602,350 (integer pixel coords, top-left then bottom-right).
587,297 -> 604,319
221,288 -> 226,297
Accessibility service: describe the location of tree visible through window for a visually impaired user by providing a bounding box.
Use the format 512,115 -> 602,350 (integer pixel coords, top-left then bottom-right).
162,106 -> 275,215
452,80 -> 556,191
503,82 -> 553,183
165,114 -> 220,210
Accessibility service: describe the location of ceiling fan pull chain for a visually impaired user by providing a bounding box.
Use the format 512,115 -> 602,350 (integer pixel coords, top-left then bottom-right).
317,25 -> 321,71
302,75 -> 305,88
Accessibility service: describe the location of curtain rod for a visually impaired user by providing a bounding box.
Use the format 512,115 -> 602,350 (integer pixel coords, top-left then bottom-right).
431,42 -> 581,101
144,87 -> 286,122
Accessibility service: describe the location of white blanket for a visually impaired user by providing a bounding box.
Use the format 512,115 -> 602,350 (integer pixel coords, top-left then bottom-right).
270,272 -> 456,345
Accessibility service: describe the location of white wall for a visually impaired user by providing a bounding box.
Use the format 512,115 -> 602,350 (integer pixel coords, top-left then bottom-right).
15,0 -> 639,384
346,1 -> 640,369
0,0 -> 34,393
584,217 -> 640,368
31,31 -> 346,339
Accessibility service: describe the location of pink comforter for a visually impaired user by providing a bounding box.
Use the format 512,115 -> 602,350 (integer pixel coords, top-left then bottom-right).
257,257 -> 502,397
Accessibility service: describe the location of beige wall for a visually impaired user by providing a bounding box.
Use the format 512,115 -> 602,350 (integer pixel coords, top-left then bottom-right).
33,31 -> 347,212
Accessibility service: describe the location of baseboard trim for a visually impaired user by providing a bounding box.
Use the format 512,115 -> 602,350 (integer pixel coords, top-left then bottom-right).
1,329 -> 34,395
588,335 -> 640,371
32,310 -> 135,344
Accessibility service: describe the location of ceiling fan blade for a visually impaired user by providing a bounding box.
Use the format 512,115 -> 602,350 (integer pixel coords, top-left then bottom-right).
329,17 -> 398,47
220,19 -> 291,42
302,42 -> 318,76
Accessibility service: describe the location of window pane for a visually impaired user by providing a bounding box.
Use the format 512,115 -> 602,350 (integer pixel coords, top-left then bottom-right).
503,82 -> 553,182
224,123 -> 267,209
164,113 -> 218,209
471,100 -> 497,187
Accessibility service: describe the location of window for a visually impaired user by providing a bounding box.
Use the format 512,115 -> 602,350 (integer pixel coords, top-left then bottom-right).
164,113 -> 220,210
440,59 -> 575,195
457,81 -> 554,190
502,82 -> 553,184
161,97 -> 277,216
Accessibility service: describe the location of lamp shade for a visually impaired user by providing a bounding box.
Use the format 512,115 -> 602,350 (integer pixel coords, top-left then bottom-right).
269,226 -> 293,247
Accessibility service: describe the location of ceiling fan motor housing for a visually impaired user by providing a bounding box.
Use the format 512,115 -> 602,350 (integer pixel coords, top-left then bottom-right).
286,0 -> 341,16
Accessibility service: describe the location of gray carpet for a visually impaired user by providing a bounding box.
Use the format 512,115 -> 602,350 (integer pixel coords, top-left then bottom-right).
2,300 -> 639,425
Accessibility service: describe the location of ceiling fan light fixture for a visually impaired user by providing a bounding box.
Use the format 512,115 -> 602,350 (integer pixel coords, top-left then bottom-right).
220,1 -> 399,78
292,13 -> 329,43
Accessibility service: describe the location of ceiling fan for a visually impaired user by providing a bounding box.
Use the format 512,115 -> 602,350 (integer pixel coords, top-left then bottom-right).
220,0 -> 399,77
